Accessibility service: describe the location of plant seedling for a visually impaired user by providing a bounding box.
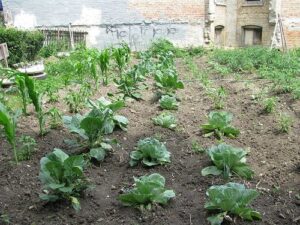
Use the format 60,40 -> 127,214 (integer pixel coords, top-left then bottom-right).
129,137 -> 171,167
152,112 -> 177,130
118,173 -> 175,211
201,111 -> 240,139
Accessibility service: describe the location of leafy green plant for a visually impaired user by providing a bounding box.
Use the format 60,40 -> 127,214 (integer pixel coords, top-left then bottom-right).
87,97 -> 128,133
205,183 -> 261,225
129,137 -> 171,167
277,112 -> 293,133
262,97 -> 277,113
201,144 -> 254,180
114,68 -> 142,100
152,112 -> 177,130
118,173 -> 175,210
191,140 -> 205,154
63,98 -> 127,161
154,69 -> 184,95
64,91 -> 85,113
17,135 -> 37,161
0,102 -> 19,162
46,107 -> 62,129
39,148 -> 90,211
207,86 -> 227,109
159,95 -> 179,110
98,48 -> 111,85
201,111 -> 240,139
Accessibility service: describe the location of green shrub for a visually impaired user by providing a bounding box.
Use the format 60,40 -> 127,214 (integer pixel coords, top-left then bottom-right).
149,39 -> 184,57
0,28 -> 44,65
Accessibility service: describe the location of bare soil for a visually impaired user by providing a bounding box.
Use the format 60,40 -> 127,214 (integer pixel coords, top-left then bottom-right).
0,57 -> 299,225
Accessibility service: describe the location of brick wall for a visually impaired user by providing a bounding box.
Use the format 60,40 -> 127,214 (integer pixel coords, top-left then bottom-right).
281,0 -> 300,48
129,0 -> 205,22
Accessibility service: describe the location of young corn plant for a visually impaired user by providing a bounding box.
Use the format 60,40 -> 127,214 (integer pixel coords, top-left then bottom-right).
15,75 -> 28,115
205,183 -> 261,225
159,95 -> 179,110
118,173 -> 175,211
201,111 -> 240,139
112,43 -> 131,76
0,102 -> 19,162
98,48 -> 111,85
152,112 -> 177,130
129,137 -> 171,167
39,148 -> 90,211
24,75 -> 45,136
201,144 -> 254,180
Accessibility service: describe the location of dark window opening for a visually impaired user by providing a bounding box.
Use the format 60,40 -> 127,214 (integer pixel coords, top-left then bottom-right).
243,26 -> 262,46
215,25 -> 225,47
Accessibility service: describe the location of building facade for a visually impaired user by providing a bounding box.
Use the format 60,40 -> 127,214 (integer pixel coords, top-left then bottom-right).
2,0 -> 300,50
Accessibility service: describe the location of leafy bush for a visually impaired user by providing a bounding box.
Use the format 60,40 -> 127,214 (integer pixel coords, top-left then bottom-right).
201,144 -> 254,180
0,27 -> 44,65
39,148 -> 90,211
129,137 -> 171,167
159,95 -> 179,110
148,39 -> 184,57
201,111 -> 240,139
205,183 -> 261,225
152,112 -> 177,130
118,173 -> 175,210
39,40 -> 69,58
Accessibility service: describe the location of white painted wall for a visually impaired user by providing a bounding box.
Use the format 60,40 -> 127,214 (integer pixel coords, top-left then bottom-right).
4,0 -> 205,50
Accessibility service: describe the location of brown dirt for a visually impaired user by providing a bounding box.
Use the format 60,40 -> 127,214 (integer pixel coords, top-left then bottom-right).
0,57 -> 299,225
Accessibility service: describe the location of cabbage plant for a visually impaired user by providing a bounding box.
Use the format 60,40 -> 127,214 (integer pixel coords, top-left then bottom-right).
201,111 -> 240,139
159,95 -> 179,110
205,183 -> 261,225
129,137 -> 171,167
152,112 -> 177,130
39,148 -> 90,211
118,173 -> 175,210
201,144 -> 254,180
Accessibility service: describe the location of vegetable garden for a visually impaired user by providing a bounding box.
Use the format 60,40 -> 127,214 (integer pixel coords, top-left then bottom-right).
0,40 -> 299,225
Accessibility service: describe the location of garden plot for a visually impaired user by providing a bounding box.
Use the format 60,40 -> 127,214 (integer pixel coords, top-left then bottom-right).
0,42 -> 299,225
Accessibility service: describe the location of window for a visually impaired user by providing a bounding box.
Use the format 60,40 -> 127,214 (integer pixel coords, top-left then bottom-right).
215,25 -> 225,46
244,0 -> 264,6
243,26 -> 262,46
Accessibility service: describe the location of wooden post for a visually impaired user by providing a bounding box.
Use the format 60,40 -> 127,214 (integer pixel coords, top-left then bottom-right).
0,43 -> 9,68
